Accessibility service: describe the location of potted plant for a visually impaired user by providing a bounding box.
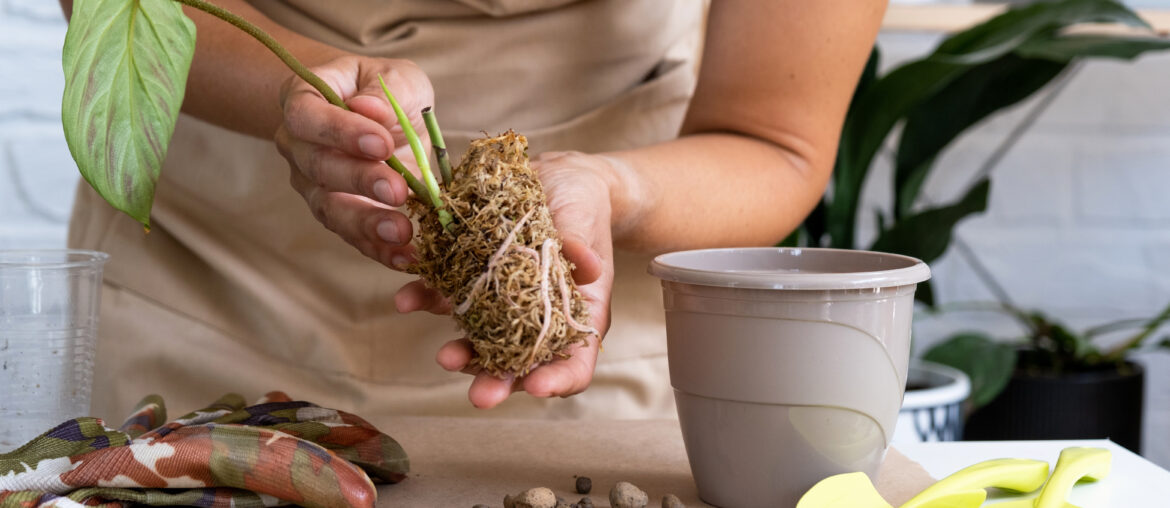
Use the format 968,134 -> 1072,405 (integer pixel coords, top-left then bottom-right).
785,0 -> 1170,305
780,0 -> 1170,442
923,301 -> 1170,452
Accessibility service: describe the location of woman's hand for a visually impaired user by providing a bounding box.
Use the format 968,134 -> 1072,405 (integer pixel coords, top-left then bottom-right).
396,151 -> 619,409
275,55 -> 434,270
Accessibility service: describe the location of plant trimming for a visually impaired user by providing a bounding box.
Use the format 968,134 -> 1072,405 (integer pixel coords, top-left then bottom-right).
62,0 -> 451,231
60,0 -> 594,374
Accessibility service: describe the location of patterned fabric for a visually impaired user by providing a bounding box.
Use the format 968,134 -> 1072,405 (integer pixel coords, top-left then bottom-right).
0,392 -> 409,508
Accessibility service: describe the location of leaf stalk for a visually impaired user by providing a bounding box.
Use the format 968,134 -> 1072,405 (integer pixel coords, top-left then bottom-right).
173,0 -> 449,224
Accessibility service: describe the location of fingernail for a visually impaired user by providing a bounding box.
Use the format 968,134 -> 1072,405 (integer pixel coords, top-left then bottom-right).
391,254 -> 411,270
373,179 -> 397,205
376,220 -> 400,243
358,134 -> 388,159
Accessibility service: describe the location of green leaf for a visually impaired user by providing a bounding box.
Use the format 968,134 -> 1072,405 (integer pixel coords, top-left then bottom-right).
828,0 -> 1154,250
62,0 -> 197,229
830,58 -> 967,249
894,56 -> 1066,218
1017,34 -> 1170,61
924,332 -> 1018,408
777,227 -> 801,248
1157,336 -> 1170,350
1048,323 -> 1092,358
869,179 -> 991,264
915,278 -> 936,308
934,0 -> 1148,63
803,200 -> 827,248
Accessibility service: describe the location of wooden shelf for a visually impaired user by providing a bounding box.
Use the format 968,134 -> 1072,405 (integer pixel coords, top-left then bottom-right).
884,3 -> 1170,35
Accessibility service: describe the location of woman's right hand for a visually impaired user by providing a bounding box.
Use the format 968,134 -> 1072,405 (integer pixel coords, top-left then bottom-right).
275,55 -> 434,270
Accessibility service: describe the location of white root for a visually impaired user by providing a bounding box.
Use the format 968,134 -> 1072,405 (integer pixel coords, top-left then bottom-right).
557,263 -> 598,335
455,208 -> 535,315
528,239 -> 556,366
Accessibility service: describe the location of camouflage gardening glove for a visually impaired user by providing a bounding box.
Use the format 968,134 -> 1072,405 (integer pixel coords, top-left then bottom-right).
0,392 -> 408,508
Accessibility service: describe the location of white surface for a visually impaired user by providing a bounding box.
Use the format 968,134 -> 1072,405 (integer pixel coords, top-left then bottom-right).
899,440 -> 1170,506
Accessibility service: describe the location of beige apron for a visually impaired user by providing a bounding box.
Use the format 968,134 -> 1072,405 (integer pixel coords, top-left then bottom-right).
68,0 -> 702,422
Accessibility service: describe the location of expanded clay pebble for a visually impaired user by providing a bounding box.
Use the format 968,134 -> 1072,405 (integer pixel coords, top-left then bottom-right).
609,482 -> 648,508
575,476 -> 592,494
575,496 -> 594,508
507,487 -> 557,508
662,494 -> 685,508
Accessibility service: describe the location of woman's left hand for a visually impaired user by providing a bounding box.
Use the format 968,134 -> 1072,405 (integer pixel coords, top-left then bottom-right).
395,151 -> 617,409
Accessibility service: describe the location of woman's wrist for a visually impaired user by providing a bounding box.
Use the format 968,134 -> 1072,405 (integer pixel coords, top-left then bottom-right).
595,152 -> 653,246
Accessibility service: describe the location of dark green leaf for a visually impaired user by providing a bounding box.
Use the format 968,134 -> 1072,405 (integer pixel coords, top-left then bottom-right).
1048,323 -> 1093,358
915,278 -> 936,308
1017,34 -> 1170,61
777,228 -> 801,248
62,0 -> 196,229
1103,299 -> 1170,360
1157,336 -> 1170,350
894,56 -> 1066,218
869,179 -> 991,264
924,332 -> 1018,408
856,46 -> 881,103
829,0 -> 1153,249
803,200 -> 827,248
935,0 -> 1147,63
830,59 -> 967,249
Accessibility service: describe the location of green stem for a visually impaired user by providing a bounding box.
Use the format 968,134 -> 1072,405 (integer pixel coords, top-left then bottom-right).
386,157 -> 437,209
377,74 -> 453,231
174,0 -> 344,109
174,0 -> 442,216
1103,300 -> 1170,362
422,107 -> 453,184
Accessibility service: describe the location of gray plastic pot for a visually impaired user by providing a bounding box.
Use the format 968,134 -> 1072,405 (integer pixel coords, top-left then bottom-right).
649,247 -> 930,508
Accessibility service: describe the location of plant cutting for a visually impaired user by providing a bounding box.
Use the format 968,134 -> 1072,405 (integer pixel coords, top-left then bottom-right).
60,0 -> 593,376
783,0 -> 1170,306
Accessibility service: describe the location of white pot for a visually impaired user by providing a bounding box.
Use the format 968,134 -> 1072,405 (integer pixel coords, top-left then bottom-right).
894,360 -> 971,443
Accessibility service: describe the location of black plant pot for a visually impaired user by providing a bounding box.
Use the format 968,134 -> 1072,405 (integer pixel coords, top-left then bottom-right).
963,360 -> 1144,453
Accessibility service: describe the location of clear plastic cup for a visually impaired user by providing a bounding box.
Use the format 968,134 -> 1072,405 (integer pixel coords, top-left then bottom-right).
649,247 -> 930,507
0,249 -> 108,452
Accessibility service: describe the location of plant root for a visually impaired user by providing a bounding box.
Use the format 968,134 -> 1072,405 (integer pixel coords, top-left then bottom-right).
408,131 -> 594,376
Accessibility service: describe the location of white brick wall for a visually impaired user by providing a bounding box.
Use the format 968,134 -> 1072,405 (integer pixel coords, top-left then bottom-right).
1,0 -> 1167,468
0,0 -> 71,249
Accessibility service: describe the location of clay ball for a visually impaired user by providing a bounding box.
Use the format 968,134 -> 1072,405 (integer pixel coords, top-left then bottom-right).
661,493 -> 685,508
610,481 -> 649,508
575,476 -> 593,494
512,487 -> 557,508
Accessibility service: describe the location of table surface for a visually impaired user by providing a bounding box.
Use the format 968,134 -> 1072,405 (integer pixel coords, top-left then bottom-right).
373,417 -> 1170,507
896,439 -> 1170,506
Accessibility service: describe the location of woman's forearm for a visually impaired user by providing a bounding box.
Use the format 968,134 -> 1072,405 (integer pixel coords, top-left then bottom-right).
604,133 -> 827,254
605,0 -> 885,255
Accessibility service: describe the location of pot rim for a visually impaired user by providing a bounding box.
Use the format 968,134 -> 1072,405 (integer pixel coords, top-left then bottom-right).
648,247 -> 931,290
1012,359 -> 1145,383
0,249 -> 109,270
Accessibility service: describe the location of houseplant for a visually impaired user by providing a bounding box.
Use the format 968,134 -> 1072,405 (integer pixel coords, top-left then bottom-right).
783,0 -> 1170,306
782,0 -> 1170,444
924,301 -> 1170,451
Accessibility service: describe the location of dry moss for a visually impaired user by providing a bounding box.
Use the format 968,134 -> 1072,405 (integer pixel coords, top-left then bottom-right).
408,131 -> 594,376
